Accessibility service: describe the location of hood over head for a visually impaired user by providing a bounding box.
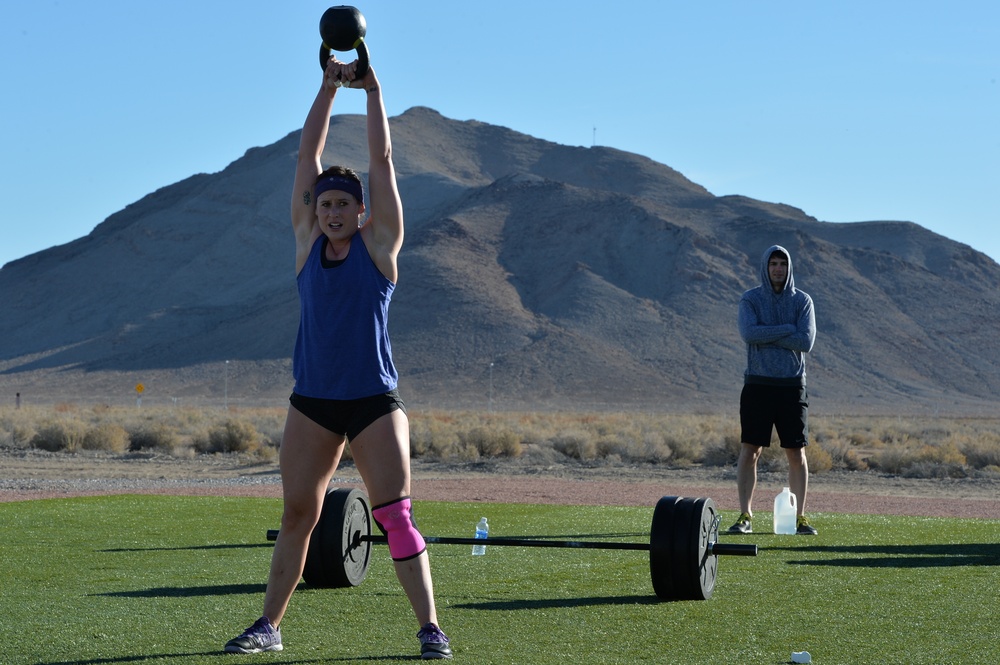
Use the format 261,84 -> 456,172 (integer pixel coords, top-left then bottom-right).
759,244 -> 794,293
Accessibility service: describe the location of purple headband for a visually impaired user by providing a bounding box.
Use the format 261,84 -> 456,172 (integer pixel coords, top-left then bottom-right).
314,175 -> 364,203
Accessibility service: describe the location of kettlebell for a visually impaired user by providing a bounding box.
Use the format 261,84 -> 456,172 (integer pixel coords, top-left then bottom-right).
318,6 -> 370,80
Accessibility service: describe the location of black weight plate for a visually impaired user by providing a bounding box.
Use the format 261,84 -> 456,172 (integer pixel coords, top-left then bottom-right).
649,496 -> 682,599
670,497 -> 697,599
678,497 -> 718,600
303,487 -> 372,588
697,498 -> 719,599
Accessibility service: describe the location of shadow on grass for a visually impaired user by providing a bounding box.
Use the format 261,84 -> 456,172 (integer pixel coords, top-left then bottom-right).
771,542 -> 1000,568
100,543 -> 273,553
452,594 -> 663,610
37,654 -> 415,664
92,582 -> 269,598
38,654 -> 221,665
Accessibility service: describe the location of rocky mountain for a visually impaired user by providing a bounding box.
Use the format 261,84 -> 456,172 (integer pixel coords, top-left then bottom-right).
2,107 -> 998,414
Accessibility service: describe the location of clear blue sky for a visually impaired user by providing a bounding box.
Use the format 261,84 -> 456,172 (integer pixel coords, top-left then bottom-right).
2,1 -> 997,268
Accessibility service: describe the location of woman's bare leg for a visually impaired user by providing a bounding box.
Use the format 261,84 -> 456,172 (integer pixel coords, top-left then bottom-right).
262,406 -> 345,626
350,409 -> 439,627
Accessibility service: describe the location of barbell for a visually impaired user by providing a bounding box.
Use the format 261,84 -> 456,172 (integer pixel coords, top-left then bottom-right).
266,488 -> 757,601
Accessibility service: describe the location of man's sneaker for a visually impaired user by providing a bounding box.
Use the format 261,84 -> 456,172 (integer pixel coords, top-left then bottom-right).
224,616 -> 283,654
727,513 -> 752,534
796,515 -> 818,536
417,622 -> 453,660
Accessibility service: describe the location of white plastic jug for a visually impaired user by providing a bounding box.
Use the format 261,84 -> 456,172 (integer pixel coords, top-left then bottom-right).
773,487 -> 797,535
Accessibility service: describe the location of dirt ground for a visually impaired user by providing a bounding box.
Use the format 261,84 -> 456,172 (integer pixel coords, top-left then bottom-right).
2,447 -> 998,519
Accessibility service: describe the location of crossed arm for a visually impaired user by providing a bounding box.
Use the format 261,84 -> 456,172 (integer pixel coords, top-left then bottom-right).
738,296 -> 816,353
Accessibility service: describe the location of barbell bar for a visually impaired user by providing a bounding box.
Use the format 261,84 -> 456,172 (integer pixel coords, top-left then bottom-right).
265,488 -> 757,601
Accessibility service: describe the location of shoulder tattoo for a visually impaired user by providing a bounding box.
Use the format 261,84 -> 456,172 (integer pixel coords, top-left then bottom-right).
302,190 -> 312,206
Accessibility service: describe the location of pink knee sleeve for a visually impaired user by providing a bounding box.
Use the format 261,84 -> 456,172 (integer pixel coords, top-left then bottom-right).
372,497 -> 426,561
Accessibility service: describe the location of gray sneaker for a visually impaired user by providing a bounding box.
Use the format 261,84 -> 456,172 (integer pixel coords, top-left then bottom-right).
727,513 -> 752,534
796,515 -> 818,536
225,616 -> 283,654
417,623 -> 453,660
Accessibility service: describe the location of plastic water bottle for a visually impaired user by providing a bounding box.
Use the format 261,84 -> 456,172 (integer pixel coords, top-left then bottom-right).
773,487 -> 797,535
472,517 -> 488,555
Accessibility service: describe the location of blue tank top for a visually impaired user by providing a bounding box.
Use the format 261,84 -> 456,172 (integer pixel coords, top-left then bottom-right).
293,233 -> 398,399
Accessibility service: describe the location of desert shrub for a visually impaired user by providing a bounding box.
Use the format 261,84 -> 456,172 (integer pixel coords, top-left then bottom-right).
915,442 -> 966,466
10,424 -> 36,447
199,418 -> 261,454
408,418 -> 433,457
846,429 -> 881,449
703,433 -> 742,467
818,437 -> 869,471
647,431 -> 675,462
702,433 -> 783,468
903,443 -> 967,478
805,441 -> 833,473
630,431 -> 673,463
869,441 -> 970,478
551,430 -> 598,460
459,426 -> 522,458
867,447 -> 911,475
426,437 -> 465,460
0,411 -> 36,448
879,431 -> 914,448
31,420 -> 87,452
453,440 -> 484,461
588,415 -> 617,437
418,433 -> 481,461
128,423 -> 179,452
961,440 -> 1000,469
251,415 -> 285,449
590,431 -> 673,464
4,407 -> 998,478
595,435 -> 629,460
82,423 -> 130,453
902,461 -> 968,479
755,443 -> 785,470
167,405 -> 216,429
189,429 -> 210,453
409,411 -> 469,459
702,432 -> 787,470
663,433 -> 702,465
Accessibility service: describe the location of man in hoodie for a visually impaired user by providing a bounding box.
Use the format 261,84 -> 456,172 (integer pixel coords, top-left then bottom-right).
728,245 -> 818,536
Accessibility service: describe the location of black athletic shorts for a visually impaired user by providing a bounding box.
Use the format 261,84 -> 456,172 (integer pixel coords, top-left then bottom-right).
289,390 -> 406,441
739,383 -> 808,449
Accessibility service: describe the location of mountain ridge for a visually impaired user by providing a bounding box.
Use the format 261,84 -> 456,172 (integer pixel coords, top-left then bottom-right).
2,106 -> 998,415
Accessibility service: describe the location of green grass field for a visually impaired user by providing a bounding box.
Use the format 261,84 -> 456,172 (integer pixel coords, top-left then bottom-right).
1,495 -> 997,664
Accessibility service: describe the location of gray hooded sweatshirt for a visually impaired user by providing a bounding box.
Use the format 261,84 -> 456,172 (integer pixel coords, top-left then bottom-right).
737,245 -> 816,386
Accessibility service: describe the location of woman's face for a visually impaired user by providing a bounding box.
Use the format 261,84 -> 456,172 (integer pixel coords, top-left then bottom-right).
316,189 -> 363,240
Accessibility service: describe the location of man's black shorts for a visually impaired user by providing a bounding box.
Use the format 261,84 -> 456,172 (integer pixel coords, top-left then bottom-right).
739,383 -> 808,448
289,390 -> 406,441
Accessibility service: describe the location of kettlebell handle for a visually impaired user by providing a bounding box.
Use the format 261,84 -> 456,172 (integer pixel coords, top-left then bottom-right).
319,40 -> 370,82
317,6 -> 370,83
